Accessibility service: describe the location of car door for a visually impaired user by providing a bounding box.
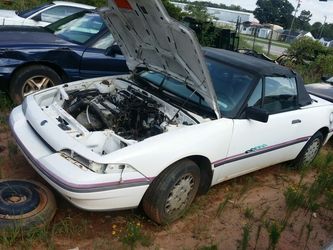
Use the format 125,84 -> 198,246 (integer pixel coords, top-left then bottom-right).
79,32 -> 129,79
214,76 -> 314,183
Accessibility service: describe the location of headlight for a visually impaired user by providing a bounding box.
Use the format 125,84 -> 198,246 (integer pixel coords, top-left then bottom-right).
61,151 -> 149,183
90,162 -> 149,183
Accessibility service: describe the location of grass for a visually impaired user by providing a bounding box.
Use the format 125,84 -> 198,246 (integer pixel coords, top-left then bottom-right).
216,194 -> 232,217
0,216 -> 89,249
244,207 -> 254,219
0,92 -> 13,112
265,220 -> 286,250
120,221 -> 153,249
240,34 -> 291,49
239,224 -> 251,250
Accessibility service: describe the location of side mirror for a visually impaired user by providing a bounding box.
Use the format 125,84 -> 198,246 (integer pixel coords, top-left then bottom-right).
246,106 -> 269,123
106,44 -> 122,57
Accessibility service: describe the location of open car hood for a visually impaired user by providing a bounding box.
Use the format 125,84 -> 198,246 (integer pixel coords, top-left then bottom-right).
99,0 -> 220,118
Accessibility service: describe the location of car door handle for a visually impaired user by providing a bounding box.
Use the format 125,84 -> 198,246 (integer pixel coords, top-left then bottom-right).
292,119 -> 301,124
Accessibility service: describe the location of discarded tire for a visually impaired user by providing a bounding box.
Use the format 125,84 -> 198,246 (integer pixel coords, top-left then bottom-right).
0,179 -> 57,230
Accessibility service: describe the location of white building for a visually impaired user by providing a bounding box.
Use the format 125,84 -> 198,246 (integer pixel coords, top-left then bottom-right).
171,2 -> 256,26
319,37 -> 333,47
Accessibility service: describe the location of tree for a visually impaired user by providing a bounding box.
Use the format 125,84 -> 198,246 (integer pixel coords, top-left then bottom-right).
161,0 -> 185,21
253,0 -> 294,28
185,4 -> 211,22
294,10 -> 312,31
311,22 -> 323,38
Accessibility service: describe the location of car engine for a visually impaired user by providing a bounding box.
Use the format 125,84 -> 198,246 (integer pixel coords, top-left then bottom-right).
63,86 -> 169,141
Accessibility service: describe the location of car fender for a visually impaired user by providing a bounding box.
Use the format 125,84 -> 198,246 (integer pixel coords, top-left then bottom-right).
104,118 -> 234,178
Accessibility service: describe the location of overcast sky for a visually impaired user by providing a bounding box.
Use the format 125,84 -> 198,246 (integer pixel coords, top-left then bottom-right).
193,0 -> 333,24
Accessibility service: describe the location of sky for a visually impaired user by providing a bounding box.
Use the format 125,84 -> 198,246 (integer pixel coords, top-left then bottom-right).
196,0 -> 333,24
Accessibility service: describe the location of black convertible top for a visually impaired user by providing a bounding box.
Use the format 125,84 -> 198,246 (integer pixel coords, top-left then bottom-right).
204,48 -> 293,77
203,48 -> 312,107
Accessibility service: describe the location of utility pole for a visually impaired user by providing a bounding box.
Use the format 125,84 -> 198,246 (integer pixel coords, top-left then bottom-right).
288,0 -> 301,38
319,16 -> 327,39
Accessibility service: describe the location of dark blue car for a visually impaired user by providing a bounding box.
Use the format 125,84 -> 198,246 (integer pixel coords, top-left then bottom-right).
0,10 -> 128,103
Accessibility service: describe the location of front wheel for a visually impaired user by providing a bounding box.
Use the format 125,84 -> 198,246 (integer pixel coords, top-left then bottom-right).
9,65 -> 62,104
142,159 -> 200,224
293,131 -> 323,168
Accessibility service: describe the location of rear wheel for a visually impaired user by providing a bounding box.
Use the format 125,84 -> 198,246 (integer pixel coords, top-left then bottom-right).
9,65 -> 62,104
293,131 -> 323,168
142,159 -> 200,224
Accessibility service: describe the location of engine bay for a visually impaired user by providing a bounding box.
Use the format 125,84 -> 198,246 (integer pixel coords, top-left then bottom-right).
63,86 -> 168,141
58,79 -> 196,142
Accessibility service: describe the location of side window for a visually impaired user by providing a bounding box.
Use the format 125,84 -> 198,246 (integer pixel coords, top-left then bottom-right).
91,33 -> 115,50
263,77 -> 298,114
39,6 -> 83,23
248,77 -> 298,114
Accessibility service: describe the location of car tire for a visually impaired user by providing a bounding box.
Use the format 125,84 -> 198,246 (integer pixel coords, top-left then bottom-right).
142,159 -> 200,225
293,131 -> 323,168
0,179 -> 57,230
9,65 -> 62,104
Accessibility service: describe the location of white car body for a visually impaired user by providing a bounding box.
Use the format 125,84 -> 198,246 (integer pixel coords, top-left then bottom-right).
0,1 -> 94,27
9,0 -> 333,219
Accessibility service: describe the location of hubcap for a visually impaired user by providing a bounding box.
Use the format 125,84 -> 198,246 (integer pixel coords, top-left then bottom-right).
303,138 -> 321,165
22,76 -> 54,97
165,174 -> 195,215
6,194 -> 27,204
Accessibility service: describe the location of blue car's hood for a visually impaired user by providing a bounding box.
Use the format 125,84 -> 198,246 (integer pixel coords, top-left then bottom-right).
0,26 -> 73,47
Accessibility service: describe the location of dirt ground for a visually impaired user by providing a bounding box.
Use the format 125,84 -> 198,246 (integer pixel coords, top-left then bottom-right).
0,123 -> 332,250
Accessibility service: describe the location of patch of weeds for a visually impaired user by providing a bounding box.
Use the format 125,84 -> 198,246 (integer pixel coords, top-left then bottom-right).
265,220 -> 286,250
239,224 -> 251,250
120,221 -> 153,249
198,244 -> 218,250
52,217 -> 87,237
254,224 -> 262,250
312,151 -> 333,170
0,223 -> 54,249
25,225 -> 54,249
0,92 -> 13,112
0,225 -> 22,247
284,185 -> 305,218
216,194 -> 232,217
244,207 -> 254,220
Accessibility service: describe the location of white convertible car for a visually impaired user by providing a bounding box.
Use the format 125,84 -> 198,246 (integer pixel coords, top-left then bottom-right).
10,0 -> 333,224
0,1 -> 94,26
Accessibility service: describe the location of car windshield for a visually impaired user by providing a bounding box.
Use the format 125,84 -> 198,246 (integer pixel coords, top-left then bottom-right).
16,3 -> 53,18
206,57 -> 256,116
47,12 -> 105,45
136,57 -> 256,118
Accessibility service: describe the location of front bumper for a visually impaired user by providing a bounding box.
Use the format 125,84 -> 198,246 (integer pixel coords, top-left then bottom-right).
9,105 -> 149,211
